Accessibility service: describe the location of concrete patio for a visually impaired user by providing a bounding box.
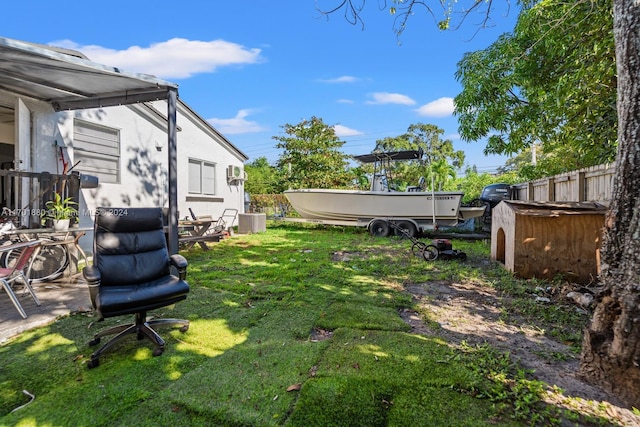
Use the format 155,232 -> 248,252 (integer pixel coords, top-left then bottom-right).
0,273 -> 91,344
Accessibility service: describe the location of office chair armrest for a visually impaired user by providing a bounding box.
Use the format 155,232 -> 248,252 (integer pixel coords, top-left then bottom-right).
83,265 -> 101,307
170,254 -> 188,280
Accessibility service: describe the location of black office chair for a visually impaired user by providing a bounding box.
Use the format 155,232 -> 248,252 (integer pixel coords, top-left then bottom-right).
83,207 -> 190,368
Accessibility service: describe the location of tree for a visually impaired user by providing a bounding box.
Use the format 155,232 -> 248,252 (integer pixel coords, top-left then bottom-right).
578,0 -> 640,406
446,167 -> 519,203
244,156 -> 284,195
273,116 -> 353,189
318,0 -> 640,407
373,124 -> 464,191
403,123 -> 464,191
373,135 -> 419,190
454,0 -> 616,170
498,144 -> 576,181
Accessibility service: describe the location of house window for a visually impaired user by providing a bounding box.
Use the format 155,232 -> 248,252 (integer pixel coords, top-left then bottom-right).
73,119 -> 120,184
188,159 -> 215,195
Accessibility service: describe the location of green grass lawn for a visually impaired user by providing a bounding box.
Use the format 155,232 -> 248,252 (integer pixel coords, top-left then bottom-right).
0,222 -> 606,426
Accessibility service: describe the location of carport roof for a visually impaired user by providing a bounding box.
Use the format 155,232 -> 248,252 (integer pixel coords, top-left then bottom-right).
0,35 -> 183,254
0,36 -> 178,111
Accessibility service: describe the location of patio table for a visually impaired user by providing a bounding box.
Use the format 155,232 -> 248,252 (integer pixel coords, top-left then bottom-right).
178,219 -> 214,250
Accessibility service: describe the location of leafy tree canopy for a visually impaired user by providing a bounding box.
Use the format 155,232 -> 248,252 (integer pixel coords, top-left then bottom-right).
373,123 -> 465,191
244,156 -> 285,195
454,0 -> 617,170
274,116 -> 354,189
446,167 -> 520,203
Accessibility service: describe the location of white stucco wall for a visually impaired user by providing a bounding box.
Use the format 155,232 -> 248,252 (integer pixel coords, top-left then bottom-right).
167,100 -> 247,224
3,93 -> 247,252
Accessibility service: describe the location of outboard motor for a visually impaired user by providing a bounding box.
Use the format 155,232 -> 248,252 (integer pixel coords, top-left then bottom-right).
478,183 -> 514,228
480,183 -> 514,208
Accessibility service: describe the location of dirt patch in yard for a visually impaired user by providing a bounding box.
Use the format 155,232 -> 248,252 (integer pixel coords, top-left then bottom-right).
399,276 -> 640,426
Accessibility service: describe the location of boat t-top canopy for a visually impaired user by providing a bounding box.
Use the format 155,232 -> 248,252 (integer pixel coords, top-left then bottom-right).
352,150 -> 423,164
352,150 -> 424,191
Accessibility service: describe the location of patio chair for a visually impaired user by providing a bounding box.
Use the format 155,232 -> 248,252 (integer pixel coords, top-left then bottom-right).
83,207 -> 190,369
0,240 -> 42,319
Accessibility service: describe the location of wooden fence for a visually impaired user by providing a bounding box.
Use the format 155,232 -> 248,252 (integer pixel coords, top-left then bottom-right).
512,163 -> 616,205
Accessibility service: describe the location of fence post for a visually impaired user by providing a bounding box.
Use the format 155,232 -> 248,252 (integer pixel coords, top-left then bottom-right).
577,171 -> 585,202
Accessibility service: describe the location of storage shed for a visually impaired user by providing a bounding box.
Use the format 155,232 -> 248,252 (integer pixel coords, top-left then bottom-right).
491,201 -> 607,283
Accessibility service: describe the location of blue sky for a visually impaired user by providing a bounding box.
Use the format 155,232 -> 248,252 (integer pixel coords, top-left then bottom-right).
2,1 -> 519,173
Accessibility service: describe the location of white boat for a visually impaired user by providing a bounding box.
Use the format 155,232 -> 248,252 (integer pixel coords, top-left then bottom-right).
284,188 -> 465,225
284,150 -> 486,235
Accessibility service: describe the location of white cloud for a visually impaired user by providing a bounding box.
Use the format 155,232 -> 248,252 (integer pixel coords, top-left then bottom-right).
50,38 -> 263,79
333,124 -> 363,137
366,92 -> 415,105
415,97 -> 455,117
336,99 -> 355,104
208,109 -> 267,135
318,75 -> 358,83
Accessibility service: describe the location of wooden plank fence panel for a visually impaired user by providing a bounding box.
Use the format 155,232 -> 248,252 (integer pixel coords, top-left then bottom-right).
514,163 -> 615,205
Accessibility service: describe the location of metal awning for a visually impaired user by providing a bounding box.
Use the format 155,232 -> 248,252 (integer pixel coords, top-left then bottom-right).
0,36 -> 178,110
0,36 -> 181,253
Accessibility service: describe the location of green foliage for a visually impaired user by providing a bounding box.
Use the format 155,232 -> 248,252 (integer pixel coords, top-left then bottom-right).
446,168 -> 519,203
454,0 -> 617,171
274,116 -> 354,189
459,342 -> 553,424
41,193 -> 78,224
374,123 -> 465,191
248,193 -> 292,217
244,156 -> 285,194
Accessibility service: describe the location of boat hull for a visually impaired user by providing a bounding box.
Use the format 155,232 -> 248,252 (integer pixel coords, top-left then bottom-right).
284,189 -> 465,223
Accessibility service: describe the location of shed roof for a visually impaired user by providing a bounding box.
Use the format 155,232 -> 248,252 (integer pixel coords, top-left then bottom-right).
499,200 -> 608,217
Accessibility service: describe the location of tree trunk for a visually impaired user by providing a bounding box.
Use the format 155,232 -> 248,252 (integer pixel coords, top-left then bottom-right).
579,0 -> 640,407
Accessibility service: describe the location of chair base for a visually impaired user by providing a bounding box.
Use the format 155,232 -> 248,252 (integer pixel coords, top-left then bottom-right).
87,311 -> 189,369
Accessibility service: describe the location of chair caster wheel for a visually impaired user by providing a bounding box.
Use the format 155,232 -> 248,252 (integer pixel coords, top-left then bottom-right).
87,357 -> 100,369
89,337 -> 101,347
179,324 -> 189,333
153,347 -> 165,357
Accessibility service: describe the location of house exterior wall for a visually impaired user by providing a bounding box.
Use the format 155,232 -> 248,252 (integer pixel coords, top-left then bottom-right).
1,92 -> 247,252
163,100 -> 247,223
33,105 -> 174,229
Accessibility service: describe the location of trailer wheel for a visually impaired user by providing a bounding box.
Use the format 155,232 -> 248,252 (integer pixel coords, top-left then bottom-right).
422,245 -> 439,261
369,219 -> 390,237
393,220 -> 417,239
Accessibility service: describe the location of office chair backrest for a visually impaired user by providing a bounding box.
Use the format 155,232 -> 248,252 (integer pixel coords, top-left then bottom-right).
93,207 -> 170,287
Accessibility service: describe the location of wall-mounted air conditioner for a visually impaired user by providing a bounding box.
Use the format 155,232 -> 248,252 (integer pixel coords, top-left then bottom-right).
227,165 -> 244,181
